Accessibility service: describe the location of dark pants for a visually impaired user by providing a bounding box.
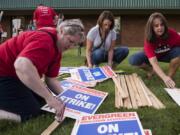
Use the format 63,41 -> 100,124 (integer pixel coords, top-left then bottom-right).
129,47 -> 180,66
0,77 -> 45,122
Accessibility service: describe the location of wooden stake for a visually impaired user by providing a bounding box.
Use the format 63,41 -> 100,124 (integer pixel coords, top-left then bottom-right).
139,77 -> 165,109
41,120 -> 62,135
123,97 -> 132,109
115,85 -> 119,108
112,76 -> 128,99
131,74 -> 147,107
128,74 -> 143,107
133,74 -> 152,106
137,77 -> 152,107
125,75 -> 138,109
119,75 -> 132,109
119,75 -> 129,99
115,85 -> 123,108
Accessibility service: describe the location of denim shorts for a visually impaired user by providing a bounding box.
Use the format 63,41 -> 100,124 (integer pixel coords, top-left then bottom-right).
129,46 -> 180,66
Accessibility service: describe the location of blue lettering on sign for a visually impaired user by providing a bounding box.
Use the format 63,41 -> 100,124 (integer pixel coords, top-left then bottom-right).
93,71 -> 102,77
78,67 -> 107,82
90,68 -> 107,80
97,124 -> 119,134
75,94 -> 90,101
76,120 -> 143,135
59,89 -> 102,114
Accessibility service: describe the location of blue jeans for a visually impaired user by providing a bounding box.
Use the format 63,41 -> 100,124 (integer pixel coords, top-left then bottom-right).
129,47 -> 180,66
91,46 -> 129,66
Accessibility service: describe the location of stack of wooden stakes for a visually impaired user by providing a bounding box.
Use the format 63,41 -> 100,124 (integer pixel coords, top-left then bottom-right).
112,73 -> 165,109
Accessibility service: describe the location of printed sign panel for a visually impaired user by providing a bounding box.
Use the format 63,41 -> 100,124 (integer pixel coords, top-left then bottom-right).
70,66 -> 116,82
60,78 -> 96,90
71,112 -> 145,135
59,67 -> 78,74
41,85 -> 108,119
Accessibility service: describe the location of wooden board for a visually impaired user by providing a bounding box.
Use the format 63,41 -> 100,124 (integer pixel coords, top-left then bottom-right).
112,76 -> 128,99
139,77 -> 165,109
41,120 -> 60,135
125,75 -> 138,109
128,75 -> 143,107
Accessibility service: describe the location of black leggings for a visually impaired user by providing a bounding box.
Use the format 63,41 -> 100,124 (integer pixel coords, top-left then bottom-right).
0,77 -> 45,122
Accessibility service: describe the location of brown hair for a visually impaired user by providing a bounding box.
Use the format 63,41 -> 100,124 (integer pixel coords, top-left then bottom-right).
97,11 -> 115,30
145,12 -> 168,43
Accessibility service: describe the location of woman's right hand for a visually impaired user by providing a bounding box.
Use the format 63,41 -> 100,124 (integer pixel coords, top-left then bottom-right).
163,76 -> 176,88
88,63 -> 93,68
46,96 -> 65,122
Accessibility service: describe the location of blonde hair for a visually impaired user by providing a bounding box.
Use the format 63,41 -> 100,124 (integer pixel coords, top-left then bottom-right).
57,19 -> 85,43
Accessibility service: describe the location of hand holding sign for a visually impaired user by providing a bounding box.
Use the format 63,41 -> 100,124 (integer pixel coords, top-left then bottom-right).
46,96 -> 65,122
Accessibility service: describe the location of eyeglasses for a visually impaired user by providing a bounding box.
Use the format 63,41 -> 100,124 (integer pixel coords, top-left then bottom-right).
67,37 -> 80,48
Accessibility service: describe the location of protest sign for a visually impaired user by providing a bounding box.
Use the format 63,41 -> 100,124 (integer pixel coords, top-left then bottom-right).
59,67 -> 78,74
59,66 -> 87,75
61,78 -> 96,90
70,66 -> 116,82
41,85 -> 108,119
71,112 -> 145,135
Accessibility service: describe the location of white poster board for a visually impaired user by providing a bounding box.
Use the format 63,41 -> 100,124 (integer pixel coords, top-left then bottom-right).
164,88 -> 180,106
59,67 -> 78,74
12,19 -> 21,37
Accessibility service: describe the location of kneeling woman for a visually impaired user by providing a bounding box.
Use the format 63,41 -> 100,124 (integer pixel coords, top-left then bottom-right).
129,12 -> 180,88
86,11 -> 129,69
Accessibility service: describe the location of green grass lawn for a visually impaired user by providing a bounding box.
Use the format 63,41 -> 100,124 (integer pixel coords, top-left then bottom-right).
0,47 -> 179,135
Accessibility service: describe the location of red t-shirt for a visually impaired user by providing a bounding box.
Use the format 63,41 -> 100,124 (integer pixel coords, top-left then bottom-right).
0,27 -> 61,78
33,5 -> 57,28
144,28 -> 180,58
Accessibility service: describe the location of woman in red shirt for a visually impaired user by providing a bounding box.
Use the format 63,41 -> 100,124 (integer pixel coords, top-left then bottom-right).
0,19 -> 85,122
129,12 -> 180,88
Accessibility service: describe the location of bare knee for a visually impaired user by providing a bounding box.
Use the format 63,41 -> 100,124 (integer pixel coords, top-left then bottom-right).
0,109 -> 21,122
170,57 -> 180,66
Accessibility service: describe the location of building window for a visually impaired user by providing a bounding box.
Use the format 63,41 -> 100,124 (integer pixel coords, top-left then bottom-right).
114,17 -> 121,41
12,16 -> 25,37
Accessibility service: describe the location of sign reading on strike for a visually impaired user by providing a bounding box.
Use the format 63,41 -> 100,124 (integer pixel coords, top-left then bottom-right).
41,85 -> 108,119
71,112 -> 145,135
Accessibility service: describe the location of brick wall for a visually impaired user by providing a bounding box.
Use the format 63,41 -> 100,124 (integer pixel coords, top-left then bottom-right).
2,13 -> 180,47
121,15 -> 147,47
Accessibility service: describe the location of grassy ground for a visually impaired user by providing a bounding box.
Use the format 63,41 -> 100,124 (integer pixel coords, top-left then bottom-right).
0,47 -> 179,135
